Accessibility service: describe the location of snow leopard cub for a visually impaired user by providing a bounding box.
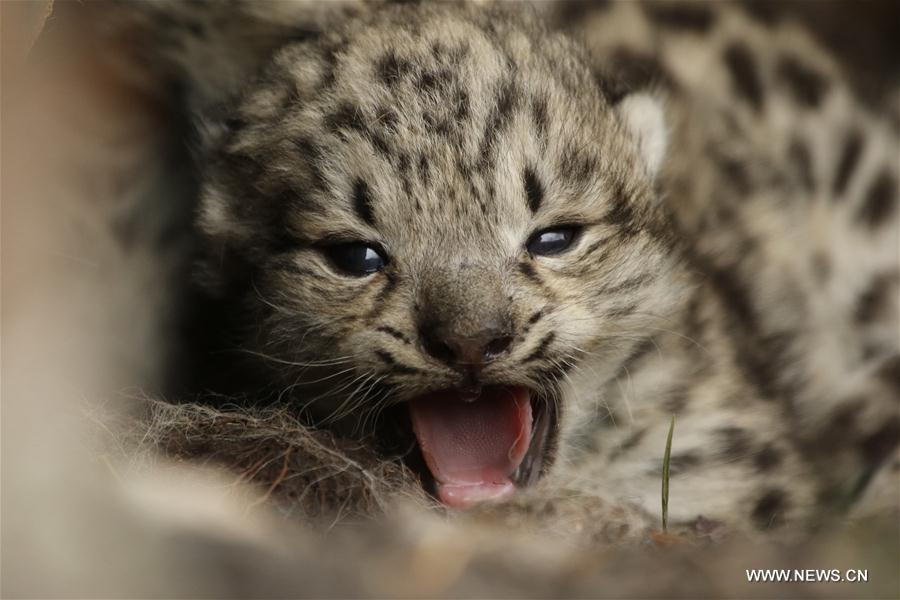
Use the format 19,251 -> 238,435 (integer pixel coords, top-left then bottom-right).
193,2 -> 691,511
126,1 -> 895,533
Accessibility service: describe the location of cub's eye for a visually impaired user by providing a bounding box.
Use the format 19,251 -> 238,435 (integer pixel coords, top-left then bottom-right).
526,227 -> 580,256
323,243 -> 387,276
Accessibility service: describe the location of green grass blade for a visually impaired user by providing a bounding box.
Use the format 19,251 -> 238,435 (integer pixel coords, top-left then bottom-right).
662,416 -> 675,532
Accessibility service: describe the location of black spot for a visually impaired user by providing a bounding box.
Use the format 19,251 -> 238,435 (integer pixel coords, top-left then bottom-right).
610,429 -> 647,459
743,330 -> 796,401
375,350 -> 397,365
280,86 -> 303,112
855,272 -> 898,324
376,51 -> 412,86
600,273 -> 652,296
559,146 -> 597,186
817,401 -> 861,450
832,129 -> 864,197
316,69 -> 337,93
555,0 -> 611,26
292,136 -> 321,161
376,107 -> 399,130
621,428 -> 647,451
326,103 -> 367,135
418,154 -> 431,186
752,489 -> 788,530
316,38 -> 347,91
396,153 -> 413,198
715,154 -> 753,195
644,3 -> 715,31
754,444 -> 782,471
787,138 -> 814,192
455,156 -> 473,181
581,238 -> 611,260
859,419 -> 900,466
477,80 -> 519,171
528,310 -> 545,325
375,350 -> 420,375
353,178 -> 376,226
603,182 -> 639,236
418,71 -> 437,93
524,167 -> 544,213
591,68 -> 631,106
717,427 -> 753,460
454,90 -> 470,122
662,387 -> 690,413
292,137 -> 326,189
370,132 -> 392,158
371,272 -> 398,314
740,1 -> 779,25
856,171 -> 897,228
523,333 -> 556,363
701,259 -> 757,335
777,55 -> 830,107
375,349 -> 395,365
668,452 -> 702,474
418,68 -> 454,95
607,48 -> 674,94
376,325 -> 411,345
531,94 -> 549,144
593,69 -> 630,105
877,354 -> 900,392
518,261 -> 543,285
862,343 -> 882,362
723,43 -> 764,111
224,116 -> 245,133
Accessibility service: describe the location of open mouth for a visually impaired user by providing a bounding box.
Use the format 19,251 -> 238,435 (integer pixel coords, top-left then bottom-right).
407,385 -> 557,508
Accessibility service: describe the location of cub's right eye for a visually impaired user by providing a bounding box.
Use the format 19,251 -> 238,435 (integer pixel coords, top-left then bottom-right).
322,242 -> 387,276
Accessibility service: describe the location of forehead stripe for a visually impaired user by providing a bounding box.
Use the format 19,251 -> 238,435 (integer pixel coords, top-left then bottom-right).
524,167 -> 544,213
353,178 -> 376,226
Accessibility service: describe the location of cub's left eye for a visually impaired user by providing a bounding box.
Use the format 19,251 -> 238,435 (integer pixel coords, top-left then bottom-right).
323,242 -> 387,276
526,227 -> 580,256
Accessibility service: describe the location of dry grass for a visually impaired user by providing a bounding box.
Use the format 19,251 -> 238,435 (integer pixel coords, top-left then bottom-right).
117,398 -> 431,524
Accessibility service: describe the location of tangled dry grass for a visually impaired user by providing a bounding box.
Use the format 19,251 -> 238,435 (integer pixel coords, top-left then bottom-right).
122,399 -> 432,522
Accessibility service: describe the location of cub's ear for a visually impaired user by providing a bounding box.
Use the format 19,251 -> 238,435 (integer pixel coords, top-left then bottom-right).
616,92 -> 668,178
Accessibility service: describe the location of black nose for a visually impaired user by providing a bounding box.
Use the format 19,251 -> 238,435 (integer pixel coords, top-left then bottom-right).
420,326 -> 513,367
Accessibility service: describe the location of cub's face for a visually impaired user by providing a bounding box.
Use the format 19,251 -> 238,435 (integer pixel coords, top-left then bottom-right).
198,5 -> 687,506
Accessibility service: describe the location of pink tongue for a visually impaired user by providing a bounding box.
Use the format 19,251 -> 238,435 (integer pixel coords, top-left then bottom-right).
409,386 -> 532,507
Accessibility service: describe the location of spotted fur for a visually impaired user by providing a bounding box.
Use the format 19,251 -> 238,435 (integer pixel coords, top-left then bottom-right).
93,0 -> 898,536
